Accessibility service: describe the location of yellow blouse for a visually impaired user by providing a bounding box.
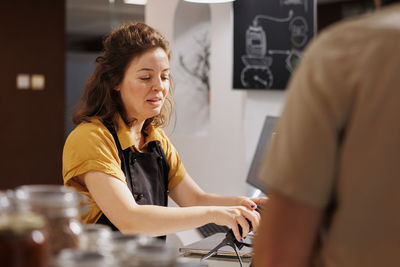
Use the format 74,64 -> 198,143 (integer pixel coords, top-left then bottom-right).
62,115 -> 186,223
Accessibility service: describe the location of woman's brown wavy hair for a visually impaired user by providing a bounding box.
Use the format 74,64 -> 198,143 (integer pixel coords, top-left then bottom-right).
72,22 -> 174,131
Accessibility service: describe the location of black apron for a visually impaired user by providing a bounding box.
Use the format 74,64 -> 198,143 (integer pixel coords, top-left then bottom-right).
96,123 -> 170,240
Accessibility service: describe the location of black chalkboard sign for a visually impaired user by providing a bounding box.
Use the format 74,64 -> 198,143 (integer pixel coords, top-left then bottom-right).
233,0 -> 316,90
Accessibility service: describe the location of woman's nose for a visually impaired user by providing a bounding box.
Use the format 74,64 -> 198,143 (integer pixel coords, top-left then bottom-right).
152,77 -> 165,91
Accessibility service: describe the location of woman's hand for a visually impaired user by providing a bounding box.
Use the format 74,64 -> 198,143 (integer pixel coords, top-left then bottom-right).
210,206 -> 261,242
236,196 -> 268,232
238,196 -> 268,212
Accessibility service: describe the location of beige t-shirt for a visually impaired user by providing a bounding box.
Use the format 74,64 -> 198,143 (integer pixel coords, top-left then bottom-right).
261,4 -> 400,267
63,115 -> 186,224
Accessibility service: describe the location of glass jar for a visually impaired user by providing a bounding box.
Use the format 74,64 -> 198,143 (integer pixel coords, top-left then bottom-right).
0,192 -> 49,267
80,224 -> 112,252
127,238 -> 178,267
0,190 -> 12,211
55,248 -> 117,267
108,232 -> 144,266
10,185 -> 86,256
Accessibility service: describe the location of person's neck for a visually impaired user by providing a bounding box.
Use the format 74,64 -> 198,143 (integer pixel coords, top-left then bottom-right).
129,119 -> 145,148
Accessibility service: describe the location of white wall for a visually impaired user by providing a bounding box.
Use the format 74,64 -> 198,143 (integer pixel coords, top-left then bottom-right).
172,2 -> 211,136
146,0 -> 285,197
244,90 -> 285,195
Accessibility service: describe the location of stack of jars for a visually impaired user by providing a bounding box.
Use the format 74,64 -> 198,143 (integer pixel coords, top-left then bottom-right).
57,219 -> 209,267
1,185 -> 208,267
55,215 -> 207,266
12,185 -> 85,254
1,185 -> 88,266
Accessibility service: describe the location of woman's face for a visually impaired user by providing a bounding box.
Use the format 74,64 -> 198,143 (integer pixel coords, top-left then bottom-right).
116,47 -> 170,123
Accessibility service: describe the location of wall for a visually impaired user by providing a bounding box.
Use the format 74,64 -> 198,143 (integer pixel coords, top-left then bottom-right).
244,91 -> 285,194
0,0 -> 65,189
172,2 -> 211,136
66,52 -> 98,134
146,0 -> 285,197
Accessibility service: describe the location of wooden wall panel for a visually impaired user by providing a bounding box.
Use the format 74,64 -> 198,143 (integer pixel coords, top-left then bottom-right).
0,0 -> 65,189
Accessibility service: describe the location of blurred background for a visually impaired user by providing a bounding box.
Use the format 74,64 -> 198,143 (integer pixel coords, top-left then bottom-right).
0,0 -> 373,191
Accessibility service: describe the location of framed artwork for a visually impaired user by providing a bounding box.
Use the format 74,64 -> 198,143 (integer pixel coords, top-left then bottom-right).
233,0 -> 316,90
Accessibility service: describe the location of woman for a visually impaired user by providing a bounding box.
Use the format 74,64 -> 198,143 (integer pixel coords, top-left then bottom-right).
63,22 -> 265,242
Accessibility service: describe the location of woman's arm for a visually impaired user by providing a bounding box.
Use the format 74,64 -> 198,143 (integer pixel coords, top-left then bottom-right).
170,173 -> 267,207
252,189 -> 323,267
82,171 -> 259,240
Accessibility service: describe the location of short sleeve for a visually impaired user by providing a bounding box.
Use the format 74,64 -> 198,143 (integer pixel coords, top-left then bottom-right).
62,120 -> 127,191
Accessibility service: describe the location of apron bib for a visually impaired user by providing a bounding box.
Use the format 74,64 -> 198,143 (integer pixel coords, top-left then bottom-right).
96,123 -> 170,240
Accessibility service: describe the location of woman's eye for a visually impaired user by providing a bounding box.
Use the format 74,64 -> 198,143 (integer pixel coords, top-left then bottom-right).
162,76 -> 169,81
140,77 -> 150,81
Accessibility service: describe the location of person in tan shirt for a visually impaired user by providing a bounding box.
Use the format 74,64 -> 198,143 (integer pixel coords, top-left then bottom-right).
253,0 -> 400,266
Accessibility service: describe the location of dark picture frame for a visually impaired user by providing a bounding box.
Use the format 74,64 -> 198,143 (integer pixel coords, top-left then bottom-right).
233,0 -> 316,90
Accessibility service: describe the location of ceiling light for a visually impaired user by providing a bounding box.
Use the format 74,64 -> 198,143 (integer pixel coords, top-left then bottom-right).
123,0 -> 147,5
184,0 -> 235,3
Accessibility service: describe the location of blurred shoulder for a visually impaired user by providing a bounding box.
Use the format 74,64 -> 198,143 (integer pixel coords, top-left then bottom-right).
66,119 -> 113,145
301,4 -> 400,67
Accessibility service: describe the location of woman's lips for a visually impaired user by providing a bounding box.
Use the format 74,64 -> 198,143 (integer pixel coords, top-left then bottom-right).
147,98 -> 162,106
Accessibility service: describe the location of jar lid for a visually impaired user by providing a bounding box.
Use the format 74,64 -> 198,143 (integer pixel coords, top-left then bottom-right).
13,185 -> 81,208
133,238 -> 178,262
0,190 -> 14,212
110,231 -> 141,244
56,249 -> 116,266
82,224 -> 111,235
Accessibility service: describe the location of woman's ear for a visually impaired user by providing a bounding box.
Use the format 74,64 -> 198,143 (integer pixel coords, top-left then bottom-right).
114,85 -> 121,91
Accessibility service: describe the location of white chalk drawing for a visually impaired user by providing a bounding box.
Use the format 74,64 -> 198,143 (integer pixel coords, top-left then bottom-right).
268,48 -> 303,73
289,16 -> 309,48
240,10 -> 292,89
268,16 -> 309,72
280,0 -> 308,12
240,10 -> 310,89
